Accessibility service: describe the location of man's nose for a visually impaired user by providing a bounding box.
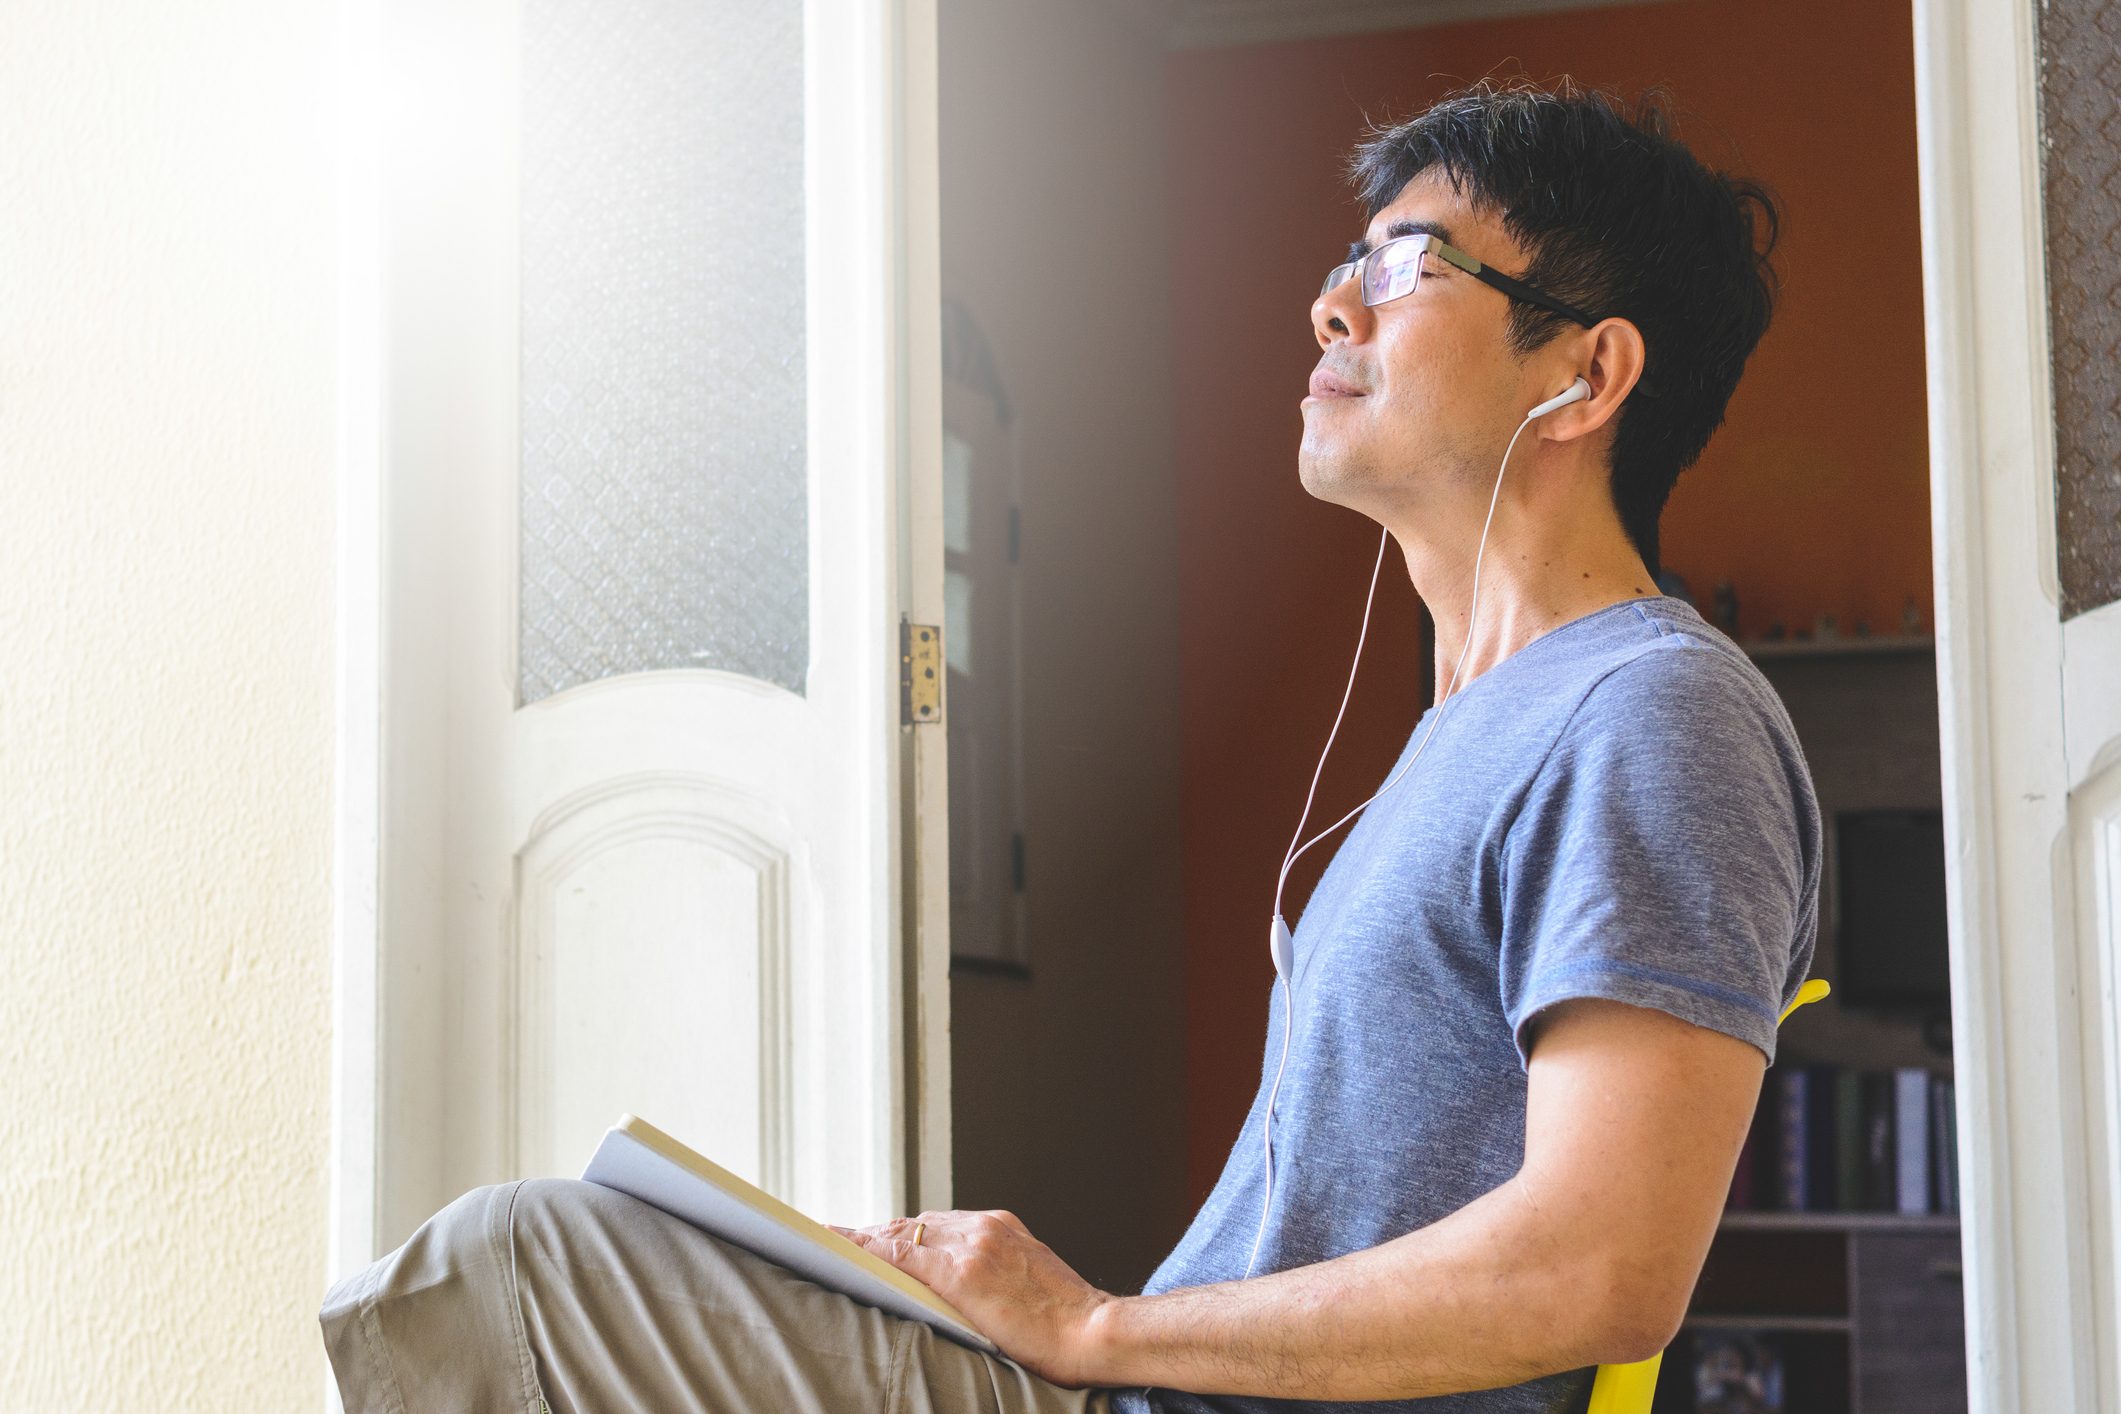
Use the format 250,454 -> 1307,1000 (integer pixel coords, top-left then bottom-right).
1311,276 -> 1370,348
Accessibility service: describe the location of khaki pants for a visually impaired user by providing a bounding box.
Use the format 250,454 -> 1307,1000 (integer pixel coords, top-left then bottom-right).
320,1177 -> 1120,1414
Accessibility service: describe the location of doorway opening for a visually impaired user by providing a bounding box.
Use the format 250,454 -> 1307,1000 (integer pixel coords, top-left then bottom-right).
936,2 -> 1963,1406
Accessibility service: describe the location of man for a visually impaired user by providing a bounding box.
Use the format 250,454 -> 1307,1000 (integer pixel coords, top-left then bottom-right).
321,78 -> 1816,1414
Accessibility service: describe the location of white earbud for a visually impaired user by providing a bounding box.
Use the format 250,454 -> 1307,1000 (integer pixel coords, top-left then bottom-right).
1525,375 -> 1592,421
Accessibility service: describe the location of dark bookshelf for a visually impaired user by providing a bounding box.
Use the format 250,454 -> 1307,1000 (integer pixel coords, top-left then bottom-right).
1737,633 -> 1935,660
1653,1211 -> 1965,1413
1717,1211 -> 1959,1233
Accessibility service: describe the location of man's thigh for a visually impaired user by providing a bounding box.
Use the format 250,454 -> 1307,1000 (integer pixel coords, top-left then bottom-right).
321,1176 -> 1115,1414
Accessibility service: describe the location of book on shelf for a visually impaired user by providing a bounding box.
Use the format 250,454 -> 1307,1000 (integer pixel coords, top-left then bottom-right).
1931,1075 -> 1958,1213
1895,1066 -> 1931,1215
1832,1067 -> 1864,1211
1732,1062 -> 1958,1216
1860,1069 -> 1897,1210
1775,1064 -> 1836,1211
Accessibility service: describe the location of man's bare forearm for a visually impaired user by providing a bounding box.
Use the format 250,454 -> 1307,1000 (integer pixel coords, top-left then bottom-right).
1079,1174 -> 1658,1401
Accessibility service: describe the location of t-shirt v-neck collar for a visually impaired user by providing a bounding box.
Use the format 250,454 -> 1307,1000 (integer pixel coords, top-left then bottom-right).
1413,592 -> 1679,726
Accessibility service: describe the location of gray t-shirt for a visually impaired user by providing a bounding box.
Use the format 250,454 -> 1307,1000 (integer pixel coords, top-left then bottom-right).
1108,594 -> 1821,1414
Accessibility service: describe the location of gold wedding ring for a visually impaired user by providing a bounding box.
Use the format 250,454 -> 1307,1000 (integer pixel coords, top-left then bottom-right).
911,1220 -> 926,1248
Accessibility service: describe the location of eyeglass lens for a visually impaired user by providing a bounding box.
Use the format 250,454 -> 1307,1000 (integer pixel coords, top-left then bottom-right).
1320,235 -> 1431,307
1366,239 -> 1424,304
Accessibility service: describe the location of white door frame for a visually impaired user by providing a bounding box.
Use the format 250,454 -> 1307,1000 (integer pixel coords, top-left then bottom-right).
897,0 -> 955,1223
1914,0 -> 2121,1408
327,0 -> 386,1302
326,0 -> 950,1315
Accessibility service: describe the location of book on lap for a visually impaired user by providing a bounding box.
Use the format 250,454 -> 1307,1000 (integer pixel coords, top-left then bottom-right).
581,1113 -> 998,1355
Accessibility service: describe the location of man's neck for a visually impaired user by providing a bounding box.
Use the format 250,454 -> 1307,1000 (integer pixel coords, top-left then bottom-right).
1393,512 -> 1657,709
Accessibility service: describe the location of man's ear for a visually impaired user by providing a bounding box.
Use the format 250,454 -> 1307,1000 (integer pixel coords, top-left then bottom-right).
1548,317 -> 1646,439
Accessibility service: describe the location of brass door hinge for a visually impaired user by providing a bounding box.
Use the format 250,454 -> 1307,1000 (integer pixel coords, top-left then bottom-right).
901,619 -> 942,725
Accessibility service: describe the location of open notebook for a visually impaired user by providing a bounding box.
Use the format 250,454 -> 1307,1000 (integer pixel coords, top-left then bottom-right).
581,1113 -> 998,1355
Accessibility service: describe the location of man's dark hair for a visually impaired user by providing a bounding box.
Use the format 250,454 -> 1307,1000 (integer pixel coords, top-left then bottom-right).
1346,76 -> 1782,578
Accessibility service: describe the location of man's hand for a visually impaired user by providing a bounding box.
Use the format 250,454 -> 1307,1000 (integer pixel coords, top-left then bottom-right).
826,1209 -> 1115,1387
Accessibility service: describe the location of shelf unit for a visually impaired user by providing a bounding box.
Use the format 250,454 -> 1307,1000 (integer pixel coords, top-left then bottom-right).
1654,1210 -> 1965,1414
1737,633 -> 1935,659
1715,1211 -> 1960,1231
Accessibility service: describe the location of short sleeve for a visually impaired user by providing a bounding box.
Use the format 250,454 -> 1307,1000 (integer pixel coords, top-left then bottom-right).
1498,644 -> 1819,1069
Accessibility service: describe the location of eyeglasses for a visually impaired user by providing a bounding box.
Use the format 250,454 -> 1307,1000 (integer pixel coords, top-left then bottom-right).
1320,232 -> 1601,328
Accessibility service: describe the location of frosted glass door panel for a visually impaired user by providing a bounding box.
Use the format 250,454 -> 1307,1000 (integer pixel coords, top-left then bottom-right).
518,0 -> 808,705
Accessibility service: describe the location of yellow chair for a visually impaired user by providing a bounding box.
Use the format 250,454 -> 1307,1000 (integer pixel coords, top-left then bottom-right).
1583,977 -> 1832,1414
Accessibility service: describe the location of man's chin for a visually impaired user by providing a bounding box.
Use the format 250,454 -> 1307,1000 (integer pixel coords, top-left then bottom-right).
1296,448 -> 1363,507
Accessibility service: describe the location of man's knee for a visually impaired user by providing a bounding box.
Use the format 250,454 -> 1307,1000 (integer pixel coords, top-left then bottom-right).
318,1181 -> 545,1413
511,1174 -> 704,1253
506,1175 -> 604,1225
409,1181 -> 520,1279
318,1182 -> 526,1327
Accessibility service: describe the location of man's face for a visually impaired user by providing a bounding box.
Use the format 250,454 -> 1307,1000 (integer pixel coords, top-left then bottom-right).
1298,170 -> 1537,513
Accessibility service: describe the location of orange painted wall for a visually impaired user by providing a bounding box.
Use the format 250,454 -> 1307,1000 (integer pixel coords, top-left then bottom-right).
1167,0 -> 1932,1203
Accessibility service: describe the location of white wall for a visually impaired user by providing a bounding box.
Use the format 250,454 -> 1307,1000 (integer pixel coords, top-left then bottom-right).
0,1 -> 338,1406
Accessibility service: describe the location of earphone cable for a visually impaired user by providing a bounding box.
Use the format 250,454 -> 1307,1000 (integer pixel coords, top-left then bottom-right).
1242,972 -> 1294,1281
1246,407 -> 1539,1280
1270,523 -> 1393,916
1272,410 -> 1537,916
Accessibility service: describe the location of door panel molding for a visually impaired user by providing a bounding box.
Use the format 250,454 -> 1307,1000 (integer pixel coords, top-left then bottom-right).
514,770 -> 797,1194
2077,748 -> 2121,1410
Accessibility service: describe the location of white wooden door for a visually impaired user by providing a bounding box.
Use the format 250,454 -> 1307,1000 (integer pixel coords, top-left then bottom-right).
1914,0 -> 2121,1407
338,0 -> 949,1266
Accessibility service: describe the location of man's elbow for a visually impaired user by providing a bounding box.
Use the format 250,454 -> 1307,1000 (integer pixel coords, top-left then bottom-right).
1589,1301 -> 1684,1367
1580,1254 -> 1693,1367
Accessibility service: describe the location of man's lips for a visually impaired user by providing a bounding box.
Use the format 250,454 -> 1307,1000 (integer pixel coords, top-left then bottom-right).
1306,370 -> 1367,398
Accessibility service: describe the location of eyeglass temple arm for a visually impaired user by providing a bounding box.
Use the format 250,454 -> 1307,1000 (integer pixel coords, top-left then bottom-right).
1435,241 -> 1602,329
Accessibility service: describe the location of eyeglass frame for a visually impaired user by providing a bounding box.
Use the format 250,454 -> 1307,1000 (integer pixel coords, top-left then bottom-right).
1320,232 -> 1602,329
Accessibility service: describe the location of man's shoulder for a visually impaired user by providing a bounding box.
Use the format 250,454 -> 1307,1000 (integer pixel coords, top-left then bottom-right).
1556,601 -> 1797,748
1526,605 -> 1822,866
1508,602 -> 1819,847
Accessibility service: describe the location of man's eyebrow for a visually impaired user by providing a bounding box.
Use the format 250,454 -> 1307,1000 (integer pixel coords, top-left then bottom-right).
1346,219 -> 1455,263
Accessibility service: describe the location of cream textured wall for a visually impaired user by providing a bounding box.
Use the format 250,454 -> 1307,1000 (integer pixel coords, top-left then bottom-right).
0,1 -> 338,1407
